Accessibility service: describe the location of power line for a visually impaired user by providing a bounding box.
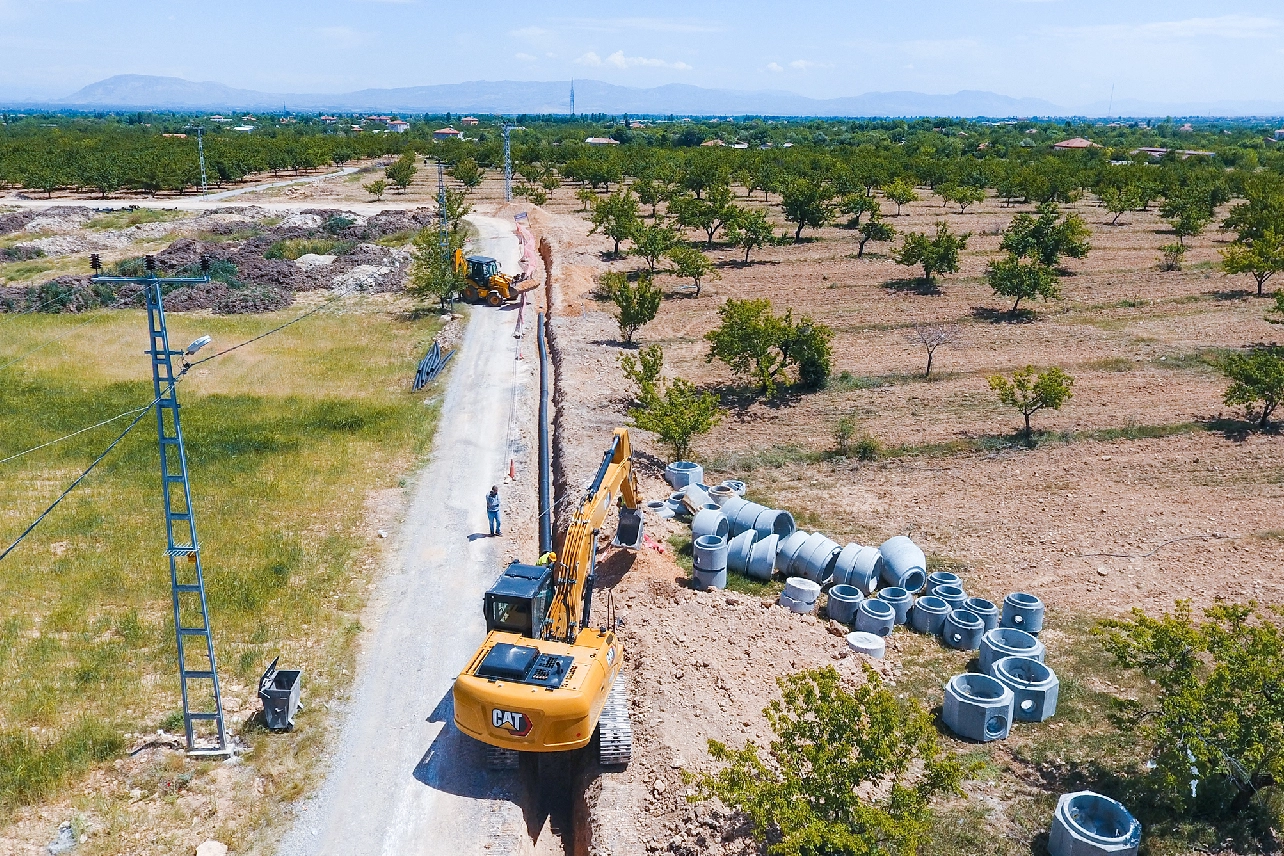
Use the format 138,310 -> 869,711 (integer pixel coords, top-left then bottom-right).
0,399 -> 156,563
0,403 -> 152,466
187,283 -> 359,368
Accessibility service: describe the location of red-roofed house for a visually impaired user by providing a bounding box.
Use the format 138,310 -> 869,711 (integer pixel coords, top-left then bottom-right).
1052,137 -> 1100,150
434,127 -> 463,141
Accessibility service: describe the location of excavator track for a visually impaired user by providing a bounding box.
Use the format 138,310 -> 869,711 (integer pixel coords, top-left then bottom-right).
597,675 -> 633,767
487,745 -> 520,771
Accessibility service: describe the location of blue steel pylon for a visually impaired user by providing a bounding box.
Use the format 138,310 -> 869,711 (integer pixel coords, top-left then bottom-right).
93,260 -> 226,753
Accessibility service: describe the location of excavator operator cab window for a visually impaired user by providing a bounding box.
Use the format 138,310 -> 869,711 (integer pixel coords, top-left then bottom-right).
483,562 -> 553,638
466,256 -> 499,284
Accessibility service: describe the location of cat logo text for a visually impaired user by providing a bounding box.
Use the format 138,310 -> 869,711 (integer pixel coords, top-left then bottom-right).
491,708 -> 532,737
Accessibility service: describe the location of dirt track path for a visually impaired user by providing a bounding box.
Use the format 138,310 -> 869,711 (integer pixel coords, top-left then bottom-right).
275,215 -> 536,856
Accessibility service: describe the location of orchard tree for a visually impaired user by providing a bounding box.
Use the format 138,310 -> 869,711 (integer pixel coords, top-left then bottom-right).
706,298 -> 790,394
386,153 -> 418,192
1000,203 -> 1091,268
1099,182 -> 1145,225
780,177 -> 835,242
881,177 -> 919,216
407,227 -> 467,309
624,345 -> 722,460
670,183 -> 736,247
724,208 -> 774,263
590,187 -> 640,256
1221,346 -> 1284,429
906,323 -> 960,379
666,244 -> 717,297
856,215 -> 895,258
838,192 -> 879,227
781,317 -> 834,389
893,222 -> 970,283
1221,180 -> 1284,296
986,255 -> 1060,313
628,221 -> 681,273
988,365 -> 1074,438
692,666 -> 968,856
620,344 -> 664,402
941,183 -> 985,214
363,179 -> 387,201
448,157 -> 483,188
600,271 -> 662,344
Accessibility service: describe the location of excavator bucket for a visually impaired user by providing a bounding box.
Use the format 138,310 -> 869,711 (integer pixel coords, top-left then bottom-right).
612,508 -> 644,550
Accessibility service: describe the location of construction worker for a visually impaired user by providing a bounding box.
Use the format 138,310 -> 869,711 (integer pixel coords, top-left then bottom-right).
536,551 -> 556,566
486,485 -> 502,536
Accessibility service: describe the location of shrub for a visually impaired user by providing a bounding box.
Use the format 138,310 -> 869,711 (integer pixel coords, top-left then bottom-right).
892,222 -> 970,283
363,179 -> 386,200
630,376 -> 722,461
985,254 -> 1060,312
833,416 -> 857,455
988,365 -> 1074,438
854,435 -> 881,461
601,271 -> 662,343
705,298 -> 833,396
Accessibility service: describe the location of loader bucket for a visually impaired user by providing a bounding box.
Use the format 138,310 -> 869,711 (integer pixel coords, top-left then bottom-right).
612,508 -> 644,550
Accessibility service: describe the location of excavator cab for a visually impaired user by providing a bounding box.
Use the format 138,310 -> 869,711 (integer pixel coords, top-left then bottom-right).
466,256 -> 500,285
483,562 -> 554,639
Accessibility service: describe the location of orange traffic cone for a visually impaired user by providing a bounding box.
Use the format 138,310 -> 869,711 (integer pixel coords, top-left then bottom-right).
509,459 -> 517,480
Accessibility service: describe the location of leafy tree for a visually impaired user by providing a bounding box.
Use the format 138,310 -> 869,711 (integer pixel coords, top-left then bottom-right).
600,271 -> 662,343
706,298 -> 790,395
515,183 -> 548,205
781,178 -> 835,242
670,183 -> 736,247
666,244 -> 717,297
940,183 -> 985,213
440,187 -> 472,234
589,187 -> 640,256
1220,346 -> 1284,429
1096,602 -> 1284,816
629,372 -> 722,461
906,323 -> 960,379
1220,181 -> 1284,296
448,157 -> 483,188
999,203 -> 1091,268
838,193 -> 879,227
857,216 -> 896,258
1269,291 -> 1284,325
986,255 -> 1060,313
1221,229 -> 1284,297
363,179 -> 387,201
724,208 -> 774,263
1099,182 -> 1145,226
988,365 -> 1074,438
692,666 -> 968,856
628,221 -> 681,273
385,153 -> 417,192
881,177 -> 919,216
781,317 -> 833,389
892,222 -> 970,283
632,176 -> 665,218
1159,242 -> 1187,271
407,227 -> 467,309
1161,184 -> 1220,246
620,343 -> 664,402
575,186 -> 597,211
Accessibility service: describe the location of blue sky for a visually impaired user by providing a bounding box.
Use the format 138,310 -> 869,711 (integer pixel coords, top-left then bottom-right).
1,0 -> 1282,108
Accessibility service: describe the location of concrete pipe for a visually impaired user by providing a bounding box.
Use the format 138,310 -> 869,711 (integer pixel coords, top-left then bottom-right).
667,492 -> 691,519
942,609 -> 985,650
942,673 -> 1014,742
726,530 -> 757,574
720,479 -> 747,497
693,534 -> 729,572
778,591 -> 816,615
746,533 -> 779,581
965,597 -> 1000,632
979,627 -> 1046,675
877,535 -> 927,593
1001,592 -> 1045,634
774,530 -> 811,575
854,599 -> 896,638
927,571 -> 962,593
845,631 -> 886,659
825,584 -> 864,625
681,485 -> 713,512
933,584 -> 968,612
664,461 -> 703,489
909,595 -> 951,635
707,484 -> 736,506
692,508 -> 729,540
1049,791 -> 1141,856
794,533 -> 841,583
752,507 -> 795,540
783,577 -> 821,604
693,566 -> 728,590
722,497 -> 767,536
643,500 -> 674,519
847,545 -> 882,595
992,656 -> 1059,722
877,586 -> 914,625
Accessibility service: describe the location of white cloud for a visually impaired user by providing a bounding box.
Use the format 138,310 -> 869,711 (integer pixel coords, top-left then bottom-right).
788,59 -> 831,70
561,17 -> 720,34
515,52 -> 537,61
1057,15 -> 1281,42
765,62 -> 783,73
577,50 -> 691,70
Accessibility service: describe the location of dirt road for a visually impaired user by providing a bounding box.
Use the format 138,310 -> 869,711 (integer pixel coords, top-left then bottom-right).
275,215 -> 537,856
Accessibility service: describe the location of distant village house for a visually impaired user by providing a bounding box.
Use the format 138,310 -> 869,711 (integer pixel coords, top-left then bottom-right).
434,127 -> 463,141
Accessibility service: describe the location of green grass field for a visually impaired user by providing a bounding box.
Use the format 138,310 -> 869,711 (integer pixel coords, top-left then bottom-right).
0,296 -> 444,814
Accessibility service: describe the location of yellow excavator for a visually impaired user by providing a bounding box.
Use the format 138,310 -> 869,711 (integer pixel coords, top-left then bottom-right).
454,248 -> 533,307
453,428 -> 644,769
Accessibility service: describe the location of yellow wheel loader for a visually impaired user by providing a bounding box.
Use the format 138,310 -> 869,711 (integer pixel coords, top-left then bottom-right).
452,428 -> 645,769
455,248 -> 535,307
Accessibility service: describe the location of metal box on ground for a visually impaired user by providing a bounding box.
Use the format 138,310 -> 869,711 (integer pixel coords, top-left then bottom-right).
259,657 -> 302,732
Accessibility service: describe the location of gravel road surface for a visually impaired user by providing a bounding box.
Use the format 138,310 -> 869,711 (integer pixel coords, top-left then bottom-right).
275,215 -> 536,856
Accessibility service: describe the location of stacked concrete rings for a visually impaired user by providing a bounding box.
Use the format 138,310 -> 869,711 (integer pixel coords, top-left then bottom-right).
719,479 -> 746,497
1049,792 -> 1141,856
933,584 -> 968,612
780,577 -> 820,614
877,536 -> 927,592
909,595 -> 951,634
876,587 -> 913,625
1002,592 -> 1045,634
965,596 -> 1000,631
942,609 -> 985,650
706,484 -> 736,505
992,657 -> 1059,722
942,673 -> 1014,742
721,497 -> 793,538
726,530 -> 757,574
926,570 -> 962,592
979,627 -> 1046,674
825,584 -> 864,625
793,532 -> 841,583
855,598 -> 896,637
664,461 -> 703,488
746,533 -> 779,581
833,544 -> 881,594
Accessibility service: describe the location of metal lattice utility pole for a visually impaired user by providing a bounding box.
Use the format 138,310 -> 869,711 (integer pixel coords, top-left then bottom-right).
186,126 -> 209,193
437,162 -> 448,247
91,257 -> 227,754
503,124 -> 513,203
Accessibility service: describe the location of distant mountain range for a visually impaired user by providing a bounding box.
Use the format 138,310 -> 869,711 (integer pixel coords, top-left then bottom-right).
6,75 -> 1281,118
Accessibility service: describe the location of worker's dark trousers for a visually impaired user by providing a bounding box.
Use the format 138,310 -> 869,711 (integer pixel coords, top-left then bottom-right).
488,510 -> 501,535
